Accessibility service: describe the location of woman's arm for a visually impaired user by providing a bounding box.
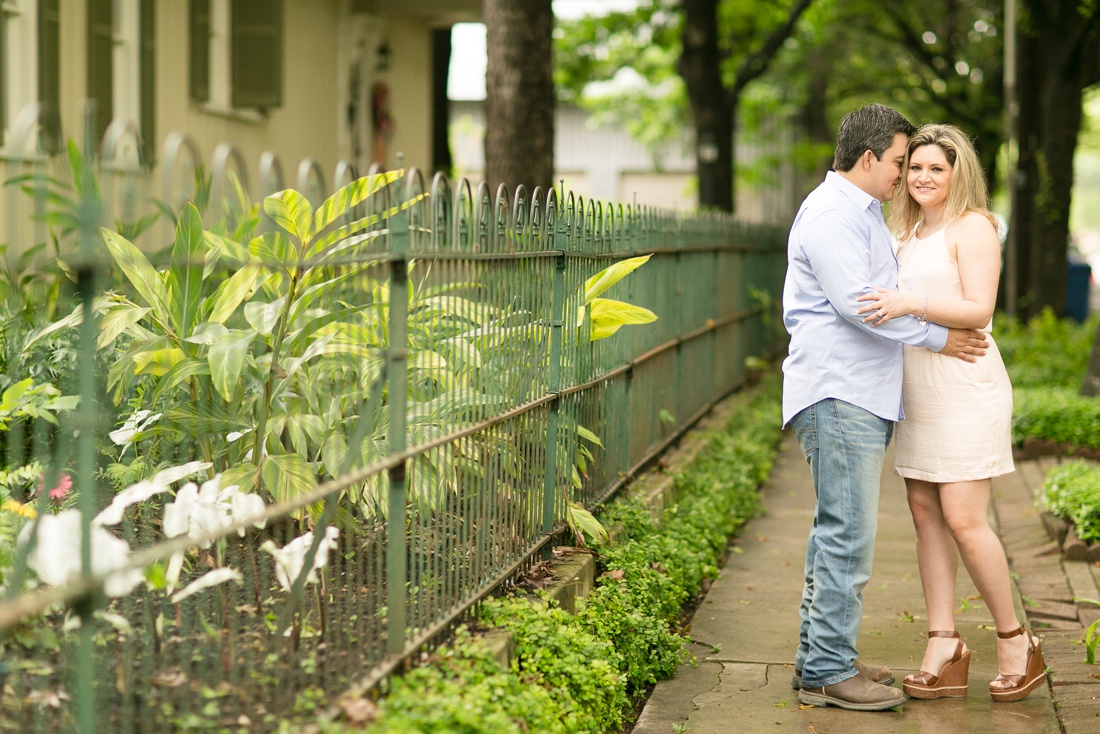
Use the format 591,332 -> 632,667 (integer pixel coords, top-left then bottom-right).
857,212 -> 1001,329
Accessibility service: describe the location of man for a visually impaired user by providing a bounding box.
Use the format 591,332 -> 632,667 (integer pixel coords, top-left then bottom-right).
782,104 -> 989,711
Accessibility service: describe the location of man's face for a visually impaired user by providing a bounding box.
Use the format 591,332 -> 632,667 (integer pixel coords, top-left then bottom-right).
868,132 -> 909,202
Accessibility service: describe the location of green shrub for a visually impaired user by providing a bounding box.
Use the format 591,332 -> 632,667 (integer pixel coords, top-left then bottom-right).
1012,387 -> 1100,450
997,309 -> 1097,390
1039,461 -> 1100,543
366,374 -> 784,733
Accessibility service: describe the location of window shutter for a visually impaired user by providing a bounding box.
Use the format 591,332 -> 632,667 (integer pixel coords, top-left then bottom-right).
231,0 -> 283,109
38,0 -> 61,120
86,0 -> 113,144
190,0 -> 210,102
140,0 -> 156,163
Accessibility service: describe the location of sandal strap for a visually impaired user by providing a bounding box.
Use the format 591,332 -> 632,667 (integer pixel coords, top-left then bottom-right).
928,630 -> 961,639
991,673 -> 1024,690
996,624 -> 1027,640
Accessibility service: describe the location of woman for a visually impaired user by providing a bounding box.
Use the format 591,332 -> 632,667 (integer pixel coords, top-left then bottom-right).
856,124 -> 1045,702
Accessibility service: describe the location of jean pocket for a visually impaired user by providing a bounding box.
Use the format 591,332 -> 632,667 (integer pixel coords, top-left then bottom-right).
791,404 -> 818,458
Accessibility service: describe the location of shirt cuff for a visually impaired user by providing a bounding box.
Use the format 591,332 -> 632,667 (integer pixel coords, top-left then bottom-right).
925,323 -> 949,352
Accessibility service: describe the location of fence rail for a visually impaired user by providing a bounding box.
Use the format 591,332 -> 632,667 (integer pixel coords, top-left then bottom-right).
0,104 -> 787,732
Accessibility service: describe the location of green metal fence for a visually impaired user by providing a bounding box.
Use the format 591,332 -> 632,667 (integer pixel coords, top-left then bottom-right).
0,104 -> 787,731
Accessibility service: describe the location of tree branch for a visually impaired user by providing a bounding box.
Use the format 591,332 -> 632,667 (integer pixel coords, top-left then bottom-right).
728,0 -> 815,103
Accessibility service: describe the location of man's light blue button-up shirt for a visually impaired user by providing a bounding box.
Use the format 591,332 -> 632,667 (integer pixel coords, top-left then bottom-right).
781,171 -> 948,426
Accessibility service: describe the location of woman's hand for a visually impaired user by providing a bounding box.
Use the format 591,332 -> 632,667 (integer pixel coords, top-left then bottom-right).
856,287 -> 919,326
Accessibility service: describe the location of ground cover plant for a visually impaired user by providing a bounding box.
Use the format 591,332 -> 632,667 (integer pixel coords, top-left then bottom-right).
359,373 -> 783,734
998,309 -> 1100,452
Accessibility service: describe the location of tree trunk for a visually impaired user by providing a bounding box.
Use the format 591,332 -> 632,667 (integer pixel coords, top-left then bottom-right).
680,0 -> 733,211
431,27 -> 453,178
484,0 -> 554,198
1009,1 -> 1100,317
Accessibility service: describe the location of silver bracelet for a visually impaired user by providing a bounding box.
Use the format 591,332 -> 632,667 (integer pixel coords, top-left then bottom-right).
918,297 -> 928,326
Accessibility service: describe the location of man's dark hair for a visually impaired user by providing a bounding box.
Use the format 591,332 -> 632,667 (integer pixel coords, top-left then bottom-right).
832,104 -> 916,172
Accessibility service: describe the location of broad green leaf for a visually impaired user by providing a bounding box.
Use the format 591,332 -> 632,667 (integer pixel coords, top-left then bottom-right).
150,357 -> 211,404
576,424 -> 604,448
249,231 -> 297,274
23,304 -> 82,350
313,170 -> 404,234
101,228 -> 172,328
0,379 -> 33,412
288,261 -> 378,324
281,306 -> 371,355
588,297 -> 658,341
305,191 -> 429,260
162,403 -> 252,435
286,414 -> 324,456
264,189 -> 314,250
583,254 -> 652,304
207,330 -> 255,401
566,501 -> 610,547
244,296 -> 286,337
206,261 -> 263,324
322,431 -> 350,477
167,203 -> 205,338
134,347 -> 186,376
222,463 -> 260,493
261,452 -> 317,506
97,304 -> 151,349
416,296 -> 496,327
203,231 -> 252,268
184,321 -> 229,346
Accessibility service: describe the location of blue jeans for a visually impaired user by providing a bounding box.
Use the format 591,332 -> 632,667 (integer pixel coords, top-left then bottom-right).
791,399 -> 893,688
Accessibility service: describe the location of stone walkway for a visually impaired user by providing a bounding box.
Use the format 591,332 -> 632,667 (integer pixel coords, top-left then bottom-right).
631,434 -> 1100,733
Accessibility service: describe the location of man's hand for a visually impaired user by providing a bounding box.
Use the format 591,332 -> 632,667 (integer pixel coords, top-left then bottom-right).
940,328 -> 989,363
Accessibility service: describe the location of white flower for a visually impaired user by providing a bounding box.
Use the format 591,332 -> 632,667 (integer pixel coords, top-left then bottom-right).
260,526 -> 340,591
170,567 -> 243,604
95,461 -> 211,527
18,510 -> 143,597
109,410 -> 162,449
162,474 -> 266,546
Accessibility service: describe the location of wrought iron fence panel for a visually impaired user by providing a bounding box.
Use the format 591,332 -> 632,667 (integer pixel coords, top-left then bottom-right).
0,105 -> 786,732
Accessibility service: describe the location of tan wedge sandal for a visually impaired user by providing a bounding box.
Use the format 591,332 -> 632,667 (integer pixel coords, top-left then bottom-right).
902,630 -> 971,699
989,625 -> 1046,702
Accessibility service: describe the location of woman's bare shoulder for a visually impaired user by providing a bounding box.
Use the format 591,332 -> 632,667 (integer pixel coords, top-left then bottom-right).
949,210 -> 998,238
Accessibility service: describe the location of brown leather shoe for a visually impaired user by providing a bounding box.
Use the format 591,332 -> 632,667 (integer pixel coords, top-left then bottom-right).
798,674 -> 905,711
791,659 -> 895,690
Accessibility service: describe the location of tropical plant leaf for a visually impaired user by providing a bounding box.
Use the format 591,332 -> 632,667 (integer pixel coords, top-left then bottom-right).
207,330 -> 255,401
261,452 -> 317,506
101,228 -> 172,329
244,296 -> 286,337
150,357 -> 211,404
161,403 -> 253,435
249,231 -> 297,275
134,347 -> 186,376
205,261 -> 262,324
312,170 -> 404,236
265,189 -> 315,250
97,303 -> 151,349
566,501 -> 610,547
588,297 -> 657,341
583,254 -> 652,304
167,203 -> 206,340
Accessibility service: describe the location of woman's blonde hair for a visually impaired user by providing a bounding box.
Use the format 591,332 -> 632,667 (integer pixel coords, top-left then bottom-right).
887,123 -> 998,238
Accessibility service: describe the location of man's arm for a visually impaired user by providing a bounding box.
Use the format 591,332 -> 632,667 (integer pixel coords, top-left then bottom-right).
802,210 -> 948,351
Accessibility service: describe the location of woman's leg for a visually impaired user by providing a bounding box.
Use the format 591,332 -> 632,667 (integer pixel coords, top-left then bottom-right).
938,479 -> 1029,685
907,478 -> 966,674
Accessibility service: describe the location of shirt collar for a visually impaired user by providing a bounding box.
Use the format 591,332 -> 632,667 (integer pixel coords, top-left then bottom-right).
825,170 -> 879,213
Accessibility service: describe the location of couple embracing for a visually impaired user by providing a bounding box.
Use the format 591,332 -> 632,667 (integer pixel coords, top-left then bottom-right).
782,104 -> 1045,711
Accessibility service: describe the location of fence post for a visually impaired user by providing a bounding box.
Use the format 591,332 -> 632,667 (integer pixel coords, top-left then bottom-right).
542,198 -> 567,547
74,98 -> 103,734
386,177 -> 410,654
